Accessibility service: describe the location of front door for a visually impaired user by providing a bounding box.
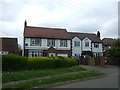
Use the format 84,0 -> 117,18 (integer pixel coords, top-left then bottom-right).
48,53 -> 56,57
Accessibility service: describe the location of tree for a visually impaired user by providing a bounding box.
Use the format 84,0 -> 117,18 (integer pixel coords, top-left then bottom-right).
18,44 -> 22,55
106,39 -> 120,66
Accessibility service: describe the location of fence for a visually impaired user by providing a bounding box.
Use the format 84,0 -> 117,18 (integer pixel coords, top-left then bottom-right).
79,56 -> 105,67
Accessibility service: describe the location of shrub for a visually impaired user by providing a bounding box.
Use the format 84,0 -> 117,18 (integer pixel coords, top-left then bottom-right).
27,56 -> 77,70
2,54 -> 27,71
2,54 -> 77,71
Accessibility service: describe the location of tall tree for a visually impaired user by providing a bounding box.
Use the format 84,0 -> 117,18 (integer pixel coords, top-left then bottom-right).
106,39 -> 120,65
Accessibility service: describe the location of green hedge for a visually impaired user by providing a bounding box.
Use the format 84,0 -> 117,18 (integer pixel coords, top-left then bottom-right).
27,56 -> 77,69
2,54 -> 27,71
2,54 -> 77,71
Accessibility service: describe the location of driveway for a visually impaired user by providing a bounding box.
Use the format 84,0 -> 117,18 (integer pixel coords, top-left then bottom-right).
52,65 -> 119,88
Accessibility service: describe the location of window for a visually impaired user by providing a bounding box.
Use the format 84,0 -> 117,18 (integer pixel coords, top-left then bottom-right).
74,54 -> 80,57
29,51 -> 42,57
31,38 -> 41,46
74,41 -> 80,47
47,39 -> 55,46
0,51 -> 8,55
94,43 -> 99,48
85,42 -> 89,47
60,40 -> 67,47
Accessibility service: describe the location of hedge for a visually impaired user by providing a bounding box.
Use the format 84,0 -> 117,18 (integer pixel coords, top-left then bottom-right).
2,54 -> 77,71
27,56 -> 77,69
2,54 -> 27,71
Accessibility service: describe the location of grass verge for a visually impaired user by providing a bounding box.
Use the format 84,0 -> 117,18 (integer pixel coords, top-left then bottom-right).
3,66 -> 86,83
3,70 -> 105,88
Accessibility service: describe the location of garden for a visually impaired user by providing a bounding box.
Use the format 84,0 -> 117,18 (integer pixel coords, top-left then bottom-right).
2,54 -> 105,89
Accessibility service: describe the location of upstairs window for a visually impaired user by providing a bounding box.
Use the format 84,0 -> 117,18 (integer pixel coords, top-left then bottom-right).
60,40 -> 67,47
94,43 -> 99,48
31,38 -> 41,46
85,42 -> 89,47
47,39 -> 55,46
74,41 -> 80,47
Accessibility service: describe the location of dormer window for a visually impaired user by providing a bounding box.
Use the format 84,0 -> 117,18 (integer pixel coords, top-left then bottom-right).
94,43 -> 99,48
85,42 -> 89,47
74,41 -> 80,47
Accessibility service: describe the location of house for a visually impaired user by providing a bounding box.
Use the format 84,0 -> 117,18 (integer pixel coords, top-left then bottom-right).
69,31 -> 103,57
23,21 -> 103,57
23,21 -> 71,57
0,37 -> 18,55
102,38 -> 115,52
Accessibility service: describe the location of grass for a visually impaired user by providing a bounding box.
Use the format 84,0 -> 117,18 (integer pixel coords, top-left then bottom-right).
3,66 -> 86,83
3,70 -> 105,88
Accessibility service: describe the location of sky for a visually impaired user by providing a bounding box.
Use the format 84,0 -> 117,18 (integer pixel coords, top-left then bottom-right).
0,0 -> 119,47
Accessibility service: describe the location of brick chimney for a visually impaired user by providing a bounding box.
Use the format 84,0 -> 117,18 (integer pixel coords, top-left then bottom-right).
97,31 -> 100,39
24,20 -> 27,27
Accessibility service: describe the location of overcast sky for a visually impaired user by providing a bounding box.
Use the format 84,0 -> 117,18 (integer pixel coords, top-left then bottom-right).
0,0 -> 119,47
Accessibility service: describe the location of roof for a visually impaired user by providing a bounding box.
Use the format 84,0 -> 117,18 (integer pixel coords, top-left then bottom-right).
69,32 -> 102,43
102,38 -> 115,45
24,26 -> 71,39
0,37 -> 18,52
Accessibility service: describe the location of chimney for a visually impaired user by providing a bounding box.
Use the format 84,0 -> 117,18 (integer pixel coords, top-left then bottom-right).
97,31 -> 100,38
24,20 -> 27,27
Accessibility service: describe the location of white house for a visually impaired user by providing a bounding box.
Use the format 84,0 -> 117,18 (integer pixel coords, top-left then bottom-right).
69,31 -> 103,57
23,21 -> 103,57
23,21 -> 71,57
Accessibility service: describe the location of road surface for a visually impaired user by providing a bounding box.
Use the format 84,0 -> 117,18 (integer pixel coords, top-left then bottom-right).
53,65 -> 119,88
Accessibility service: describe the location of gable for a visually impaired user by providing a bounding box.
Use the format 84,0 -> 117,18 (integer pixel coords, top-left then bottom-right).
69,32 -> 102,43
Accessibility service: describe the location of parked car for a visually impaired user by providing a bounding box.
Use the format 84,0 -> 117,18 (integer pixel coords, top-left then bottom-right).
82,54 -> 91,58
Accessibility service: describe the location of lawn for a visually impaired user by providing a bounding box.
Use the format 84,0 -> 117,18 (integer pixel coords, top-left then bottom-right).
3,66 -> 86,83
3,70 -> 105,88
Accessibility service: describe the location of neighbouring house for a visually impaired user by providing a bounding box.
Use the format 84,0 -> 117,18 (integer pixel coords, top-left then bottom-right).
23,21 -> 71,57
102,38 -> 116,52
0,37 -> 18,55
69,31 -> 103,57
23,21 -> 103,57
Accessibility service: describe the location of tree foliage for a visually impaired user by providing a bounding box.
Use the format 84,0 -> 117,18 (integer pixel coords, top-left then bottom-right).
106,39 -> 120,65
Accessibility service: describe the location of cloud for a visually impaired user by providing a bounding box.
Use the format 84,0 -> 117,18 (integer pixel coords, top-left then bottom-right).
0,0 -> 118,47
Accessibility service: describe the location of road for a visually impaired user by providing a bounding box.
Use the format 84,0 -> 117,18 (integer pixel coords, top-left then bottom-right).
52,65 -> 119,88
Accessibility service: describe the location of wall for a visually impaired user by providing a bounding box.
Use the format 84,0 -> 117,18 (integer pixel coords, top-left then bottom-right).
92,43 -> 103,52
25,38 -> 71,50
72,37 -> 82,56
82,37 -> 92,51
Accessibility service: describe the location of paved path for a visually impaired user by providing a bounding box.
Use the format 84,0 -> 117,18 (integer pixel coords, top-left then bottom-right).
52,65 -> 119,88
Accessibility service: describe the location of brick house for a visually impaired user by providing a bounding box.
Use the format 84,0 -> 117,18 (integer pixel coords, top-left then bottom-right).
102,38 -> 116,52
23,21 -> 71,57
69,31 -> 103,57
0,37 -> 18,55
23,21 -> 103,57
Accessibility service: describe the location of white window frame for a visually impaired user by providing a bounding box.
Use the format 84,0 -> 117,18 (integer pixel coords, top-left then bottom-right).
47,39 -> 55,47
85,42 -> 89,47
31,38 -> 41,46
29,51 -> 42,57
74,41 -> 80,47
94,43 -> 99,48
60,40 -> 67,47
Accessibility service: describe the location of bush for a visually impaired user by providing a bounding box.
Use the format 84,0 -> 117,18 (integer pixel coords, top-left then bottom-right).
2,54 -> 27,71
106,47 -> 120,66
27,56 -> 77,70
2,54 -> 77,71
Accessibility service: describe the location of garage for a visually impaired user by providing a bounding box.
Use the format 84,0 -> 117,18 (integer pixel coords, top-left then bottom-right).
57,54 -> 68,57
